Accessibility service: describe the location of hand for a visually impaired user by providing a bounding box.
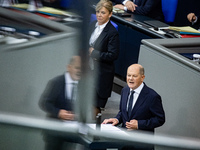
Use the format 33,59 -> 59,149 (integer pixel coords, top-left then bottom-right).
114,4 -> 125,10
126,119 -> 138,130
89,47 -> 94,56
58,109 -> 74,120
125,1 -> 137,12
102,118 -> 119,126
187,13 -> 196,22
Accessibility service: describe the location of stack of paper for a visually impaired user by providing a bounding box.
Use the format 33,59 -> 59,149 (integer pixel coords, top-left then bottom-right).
169,26 -> 200,35
113,7 -> 124,13
37,7 -> 66,15
12,3 -> 29,9
12,4 -> 77,16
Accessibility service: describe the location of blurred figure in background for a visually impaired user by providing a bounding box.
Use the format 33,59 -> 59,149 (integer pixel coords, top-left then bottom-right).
88,0 -> 119,116
39,55 -> 81,150
112,0 -> 164,21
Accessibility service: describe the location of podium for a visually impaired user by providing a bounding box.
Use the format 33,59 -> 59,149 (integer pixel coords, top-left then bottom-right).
138,38 -> 200,140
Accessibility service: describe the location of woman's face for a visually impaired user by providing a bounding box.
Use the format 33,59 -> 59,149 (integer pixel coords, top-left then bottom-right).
96,7 -> 112,25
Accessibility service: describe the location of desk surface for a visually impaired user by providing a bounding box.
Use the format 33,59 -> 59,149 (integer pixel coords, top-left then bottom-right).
109,12 -> 174,79
111,13 -> 169,39
63,121 -> 154,150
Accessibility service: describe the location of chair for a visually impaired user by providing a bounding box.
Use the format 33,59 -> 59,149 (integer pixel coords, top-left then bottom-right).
162,0 -> 178,23
60,0 -> 72,9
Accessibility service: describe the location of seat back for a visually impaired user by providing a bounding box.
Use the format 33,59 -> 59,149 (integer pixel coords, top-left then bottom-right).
60,0 -> 73,9
162,0 -> 178,23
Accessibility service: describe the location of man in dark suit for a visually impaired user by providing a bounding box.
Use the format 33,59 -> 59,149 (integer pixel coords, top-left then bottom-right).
102,63 -> 165,131
113,0 -> 164,21
39,56 -> 81,150
102,64 -> 165,149
89,0 -> 120,116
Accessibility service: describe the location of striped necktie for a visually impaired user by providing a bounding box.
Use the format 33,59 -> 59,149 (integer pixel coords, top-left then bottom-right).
71,83 -> 77,101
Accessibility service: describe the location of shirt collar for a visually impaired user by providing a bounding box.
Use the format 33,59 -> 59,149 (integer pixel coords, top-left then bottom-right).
65,72 -> 78,84
130,82 -> 144,94
95,20 -> 109,30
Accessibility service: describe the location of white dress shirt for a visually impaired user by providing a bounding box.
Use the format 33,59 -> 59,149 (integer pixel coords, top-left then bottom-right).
89,21 -> 109,70
123,0 -> 136,11
127,82 -> 144,111
123,0 -> 135,5
89,21 -> 109,46
65,72 -> 78,100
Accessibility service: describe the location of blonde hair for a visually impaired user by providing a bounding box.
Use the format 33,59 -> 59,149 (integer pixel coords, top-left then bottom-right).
96,0 -> 113,14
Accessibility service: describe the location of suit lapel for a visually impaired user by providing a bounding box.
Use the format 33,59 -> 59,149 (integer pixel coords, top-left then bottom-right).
122,86 -> 131,120
89,21 -> 96,37
131,84 -> 148,117
94,21 -> 110,48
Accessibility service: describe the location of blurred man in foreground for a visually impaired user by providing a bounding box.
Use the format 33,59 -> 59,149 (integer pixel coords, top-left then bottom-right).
39,55 -> 81,150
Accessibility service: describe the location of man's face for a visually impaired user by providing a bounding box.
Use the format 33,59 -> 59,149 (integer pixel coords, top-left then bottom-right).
68,57 -> 81,81
126,65 -> 145,90
96,7 -> 112,25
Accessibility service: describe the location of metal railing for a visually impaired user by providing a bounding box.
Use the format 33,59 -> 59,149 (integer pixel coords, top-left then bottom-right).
1,112 -> 200,150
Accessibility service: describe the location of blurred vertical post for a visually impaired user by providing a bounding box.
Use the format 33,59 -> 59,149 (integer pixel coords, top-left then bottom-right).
28,0 -> 43,11
76,0 -> 95,124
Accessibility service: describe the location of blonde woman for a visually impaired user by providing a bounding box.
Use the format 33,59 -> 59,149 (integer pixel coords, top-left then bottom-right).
89,0 -> 120,115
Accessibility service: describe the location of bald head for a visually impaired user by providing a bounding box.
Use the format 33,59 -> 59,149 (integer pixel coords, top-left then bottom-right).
126,64 -> 145,90
128,64 -> 144,76
67,56 -> 81,81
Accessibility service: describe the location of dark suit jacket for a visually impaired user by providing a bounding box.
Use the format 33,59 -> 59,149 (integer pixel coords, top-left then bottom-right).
39,74 -> 74,119
115,83 -> 165,132
89,21 -> 120,99
114,0 -> 164,21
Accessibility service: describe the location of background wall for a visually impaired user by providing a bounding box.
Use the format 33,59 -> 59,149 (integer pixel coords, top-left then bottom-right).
0,34 -> 79,150
138,39 -> 200,140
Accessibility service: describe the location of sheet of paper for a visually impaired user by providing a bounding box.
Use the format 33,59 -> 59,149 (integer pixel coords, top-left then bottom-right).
63,120 -> 79,128
63,122 -> 128,135
169,26 -> 200,33
37,7 -> 66,15
12,3 -> 29,9
87,123 -> 128,136
88,124 -> 121,131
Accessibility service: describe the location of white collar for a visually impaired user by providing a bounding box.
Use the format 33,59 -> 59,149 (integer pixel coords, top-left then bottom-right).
95,20 -> 109,30
130,82 -> 144,94
65,72 -> 78,84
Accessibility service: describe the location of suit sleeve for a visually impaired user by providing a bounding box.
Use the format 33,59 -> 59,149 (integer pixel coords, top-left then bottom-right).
91,29 -> 120,63
115,89 -> 125,124
39,78 -> 62,118
138,94 -> 165,130
192,16 -> 200,30
133,0 -> 160,15
112,0 -> 124,4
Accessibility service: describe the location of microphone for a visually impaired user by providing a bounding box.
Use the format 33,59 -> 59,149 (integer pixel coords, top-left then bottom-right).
193,54 -> 200,64
193,54 -> 200,59
96,113 -> 102,130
